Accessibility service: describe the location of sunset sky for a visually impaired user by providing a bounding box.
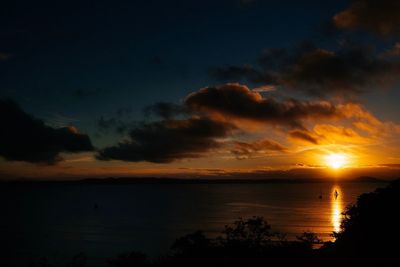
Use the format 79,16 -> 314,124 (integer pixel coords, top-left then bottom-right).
1,0 -> 400,180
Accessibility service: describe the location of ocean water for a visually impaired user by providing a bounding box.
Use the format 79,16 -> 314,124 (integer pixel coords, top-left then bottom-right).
0,182 -> 385,266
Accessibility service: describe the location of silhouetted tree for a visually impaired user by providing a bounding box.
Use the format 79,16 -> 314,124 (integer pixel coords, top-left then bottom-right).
107,251 -> 149,267
296,231 -> 323,249
219,216 -> 276,249
29,257 -> 54,267
67,253 -> 87,267
323,179 -> 400,266
171,230 -> 211,253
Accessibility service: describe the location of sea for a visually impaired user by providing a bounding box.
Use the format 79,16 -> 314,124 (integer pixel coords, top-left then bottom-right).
0,181 -> 386,266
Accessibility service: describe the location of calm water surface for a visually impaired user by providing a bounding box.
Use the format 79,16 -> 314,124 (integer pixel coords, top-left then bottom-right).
0,182 -> 385,265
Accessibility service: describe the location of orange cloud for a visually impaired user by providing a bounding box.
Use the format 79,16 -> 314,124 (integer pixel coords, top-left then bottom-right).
288,130 -> 319,144
185,83 -> 344,128
230,139 -> 287,159
333,0 -> 400,36
313,124 -> 372,145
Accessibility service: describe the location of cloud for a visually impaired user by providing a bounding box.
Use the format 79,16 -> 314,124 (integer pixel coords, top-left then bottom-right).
97,117 -> 236,163
383,43 -> 400,57
378,164 -> 400,168
289,130 -> 319,144
185,83 -> 342,128
211,46 -> 400,97
209,44 -> 314,84
43,113 -> 80,128
96,107 -> 134,135
252,85 -> 276,92
96,116 -> 138,136
143,102 -> 188,119
289,123 -> 376,146
0,98 -> 93,164
333,0 -> 400,36
96,103 -> 188,136
209,64 -> 277,84
97,116 -> 120,133
281,46 -> 400,96
231,139 -> 287,159
312,124 -> 372,144
96,84 -> 395,164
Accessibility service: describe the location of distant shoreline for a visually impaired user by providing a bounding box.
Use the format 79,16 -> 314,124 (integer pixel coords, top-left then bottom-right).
0,176 -> 390,185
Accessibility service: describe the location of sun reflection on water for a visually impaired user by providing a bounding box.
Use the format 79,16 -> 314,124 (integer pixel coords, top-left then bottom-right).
331,185 -> 343,234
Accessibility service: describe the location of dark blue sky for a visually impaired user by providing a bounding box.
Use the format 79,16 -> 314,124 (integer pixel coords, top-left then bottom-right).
2,0 -> 400,179
0,0 -> 350,145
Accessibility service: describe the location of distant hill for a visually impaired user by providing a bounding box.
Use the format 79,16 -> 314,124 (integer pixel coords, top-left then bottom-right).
351,176 -> 385,183
1,176 -> 390,185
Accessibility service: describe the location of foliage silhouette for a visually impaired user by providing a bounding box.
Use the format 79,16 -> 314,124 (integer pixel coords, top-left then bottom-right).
67,253 -> 87,267
296,231 -> 323,249
322,179 -> 400,266
29,257 -> 55,267
107,252 -> 149,267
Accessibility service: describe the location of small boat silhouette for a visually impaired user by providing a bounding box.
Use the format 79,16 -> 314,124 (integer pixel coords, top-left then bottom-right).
334,190 -> 339,199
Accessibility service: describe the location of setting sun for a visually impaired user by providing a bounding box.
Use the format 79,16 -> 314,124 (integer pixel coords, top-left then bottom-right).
326,153 -> 347,169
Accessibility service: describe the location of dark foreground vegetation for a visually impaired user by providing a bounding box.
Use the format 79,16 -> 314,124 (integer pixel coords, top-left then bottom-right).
21,179 -> 400,266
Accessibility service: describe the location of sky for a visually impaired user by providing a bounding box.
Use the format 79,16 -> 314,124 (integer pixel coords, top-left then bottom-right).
1,0 -> 400,180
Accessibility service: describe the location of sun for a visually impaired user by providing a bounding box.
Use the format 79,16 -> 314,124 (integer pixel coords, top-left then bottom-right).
325,153 -> 347,169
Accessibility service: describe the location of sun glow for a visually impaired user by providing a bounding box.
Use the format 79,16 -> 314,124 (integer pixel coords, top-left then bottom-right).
326,153 -> 347,169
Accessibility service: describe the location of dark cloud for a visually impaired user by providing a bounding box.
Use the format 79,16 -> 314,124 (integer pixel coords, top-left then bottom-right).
210,42 -> 315,84
96,107 -> 134,135
282,46 -> 400,96
97,103 -> 187,137
231,139 -> 287,159
185,83 -> 341,128
209,64 -> 277,84
288,130 -> 319,144
333,0 -> 400,36
257,43 -> 317,70
0,98 -> 93,164
210,45 -> 400,97
97,116 -> 118,132
143,102 -> 188,119
383,43 -> 400,57
42,113 -> 80,129
96,116 -> 134,135
97,117 -> 236,163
